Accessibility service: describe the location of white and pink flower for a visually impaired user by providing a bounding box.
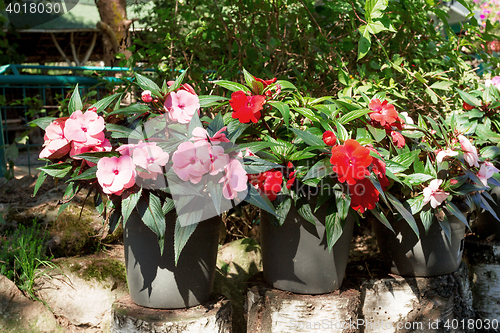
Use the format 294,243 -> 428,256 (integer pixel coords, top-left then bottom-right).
458,135 -> 480,168
423,179 -> 449,208
436,148 -> 459,163
141,90 -> 153,103
96,155 -> 136,195
477,161 -> 500,187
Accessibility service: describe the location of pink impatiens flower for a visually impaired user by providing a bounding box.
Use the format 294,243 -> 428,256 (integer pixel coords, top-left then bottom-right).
164,90 -> 200,124
220,159 -> 248,200
190,127 -> 230,146
39,118 -> 71,159
132,142 -> 170,180
423,179 -> 449,208
96,156 -> 136,195
458,135 -> 480,167
64,109 -> 105,146
477,161 -> 500,187
171,141 -> 211,183
70,139 -> 112,166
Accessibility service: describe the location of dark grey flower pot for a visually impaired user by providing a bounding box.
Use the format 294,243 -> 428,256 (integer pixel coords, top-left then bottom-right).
472,187 -> 500,241
372,211 -> 466,277
260,203 -> 354,294
124,212 -> 221,309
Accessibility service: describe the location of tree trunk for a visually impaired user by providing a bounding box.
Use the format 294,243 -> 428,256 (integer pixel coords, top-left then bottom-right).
95,0 -> 133,66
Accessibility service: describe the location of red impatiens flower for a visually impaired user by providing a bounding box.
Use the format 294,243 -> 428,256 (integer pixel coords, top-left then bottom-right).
286,162 -> 296,190
322,131 -> 337,146
463,101 -> 475,110
330,139 -> 372,185
249,169 -> 283,201
349,178 -> 380,213
254,76 -> 277,88
229,91 -> 266,124
391,131 -> 405,148
368,98 -> 399,126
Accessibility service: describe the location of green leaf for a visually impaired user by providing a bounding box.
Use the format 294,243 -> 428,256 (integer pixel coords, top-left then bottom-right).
245,185 -> 279,217
29,117 -> 56,130
290,128 -> 324,146
438,214 -> 451,243
385,160 -> 407,174
391,150 -> 419,169
207,113 -> 225,136
137,193 -> 166,255
167,71 -> 187,93
365,0 -> 388,20
276,80 -> 297,91
325,207 -> 345,250
335,189 -> 350,220
122,188 -> 142,227
358,26 -> 372,60
269,192 -> 292,226
445,202 -> 469,228
292,107 -> 322,122
39,163 -> 73,178
207,179 -> 223,216
243,156 -> 281,174
134,73 -> 162,98
420,209 -> 433,234
404,173 -> 434,185
367,124 -> 386,142
68,166 -> 97,181
227,120 -> 250,142
456,89 -> 481,107
268,101 -> 290,127
405,195 -> 424,215
338,108 -> 371,124
430,81 -> 453,91
68,84 -> 82,113
424,157 -> 437,178
480,146 -> 500,159
212,80 -> 249,92
371,208 -> 395,233
386,192 -> 419,238
32,170 -> 47,197
73,152 -> 118,164
174,220 -> 197,265
90,93 -> 123,113
296,196 -> 316,225
198,95 -> 228,108
107,104 -> 150,116
335,121 -> 349,142
243,68 -> 258,91
162,198 -> 175,215
303,159 -> 332,181
106,123 -> 143,140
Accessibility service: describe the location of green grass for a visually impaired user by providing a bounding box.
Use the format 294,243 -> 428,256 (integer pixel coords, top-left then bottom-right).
0,220 -> 57,300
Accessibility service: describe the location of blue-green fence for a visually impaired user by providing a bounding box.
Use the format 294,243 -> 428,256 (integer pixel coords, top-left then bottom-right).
0,65 -> 155,178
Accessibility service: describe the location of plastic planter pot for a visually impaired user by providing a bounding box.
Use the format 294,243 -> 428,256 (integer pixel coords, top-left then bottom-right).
124,212 -> 221,309
372,210 -> 467,277
260,203 -> 354,294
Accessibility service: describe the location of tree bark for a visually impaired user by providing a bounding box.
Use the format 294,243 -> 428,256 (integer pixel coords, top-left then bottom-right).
95,0 -> 132,66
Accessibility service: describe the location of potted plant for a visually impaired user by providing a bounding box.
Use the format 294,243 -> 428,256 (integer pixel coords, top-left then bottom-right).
454,76 -> 500,240
359,92 -> 500,277
210,69 -> 416,293
32,73 -> 275,309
